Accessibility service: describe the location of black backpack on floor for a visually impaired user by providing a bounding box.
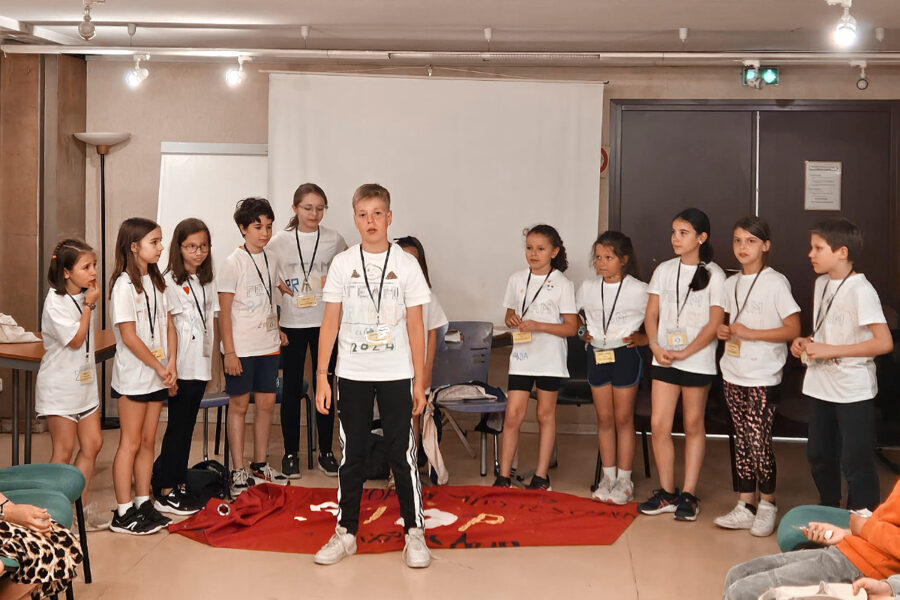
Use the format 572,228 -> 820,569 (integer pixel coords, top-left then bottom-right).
186,459 -> 230,504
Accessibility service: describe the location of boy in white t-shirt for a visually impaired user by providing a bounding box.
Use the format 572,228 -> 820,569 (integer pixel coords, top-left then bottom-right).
314,184 -> 432,569
218,197 -> 289,497
790,217 -> 894,510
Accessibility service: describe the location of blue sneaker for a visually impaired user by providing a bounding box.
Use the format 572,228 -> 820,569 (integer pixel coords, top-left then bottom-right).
637,488 -> 679,515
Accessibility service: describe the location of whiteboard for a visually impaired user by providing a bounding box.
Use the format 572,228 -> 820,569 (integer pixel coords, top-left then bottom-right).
268,73 -> 604,324
156,146 -> 268,271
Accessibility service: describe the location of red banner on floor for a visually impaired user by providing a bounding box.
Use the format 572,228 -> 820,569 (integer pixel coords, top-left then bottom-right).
170,484 -> 638,554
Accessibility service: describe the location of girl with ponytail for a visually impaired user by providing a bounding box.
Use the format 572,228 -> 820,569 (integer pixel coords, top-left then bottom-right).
494,224 -> 578,492
638,208 -> 727,522
36,238 -> 107,528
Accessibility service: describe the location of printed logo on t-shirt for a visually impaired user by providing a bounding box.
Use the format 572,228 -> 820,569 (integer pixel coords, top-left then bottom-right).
183,286 -> 190,295
351,270 -> 360,278
386,271 -> 398,280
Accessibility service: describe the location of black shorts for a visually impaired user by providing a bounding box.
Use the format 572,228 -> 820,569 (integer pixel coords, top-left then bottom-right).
650,366 -> 715,388
224,353 -> 280,396
507,374 -> 561,393
587,345 -> 643,389
110,388 -> 167,402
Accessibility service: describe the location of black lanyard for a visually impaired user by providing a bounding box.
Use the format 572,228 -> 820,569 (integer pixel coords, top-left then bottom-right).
812,271 -> 853,337
67,293 -> 90,362
186,276 -> 207,331
674,260 -> 696,327
243,245 -> 273,307
731,268 -> 763,325
360,245 -> 392,325
294,227 -> 320,287
600,277 -> 625,340
142,284 -> 158,344
521,269 -> 553,319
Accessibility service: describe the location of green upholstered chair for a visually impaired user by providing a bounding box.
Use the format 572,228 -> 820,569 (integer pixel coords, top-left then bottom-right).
777,505 -> 850,552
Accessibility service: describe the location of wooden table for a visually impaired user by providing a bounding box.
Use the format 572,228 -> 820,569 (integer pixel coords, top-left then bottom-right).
0,330 -> 116,465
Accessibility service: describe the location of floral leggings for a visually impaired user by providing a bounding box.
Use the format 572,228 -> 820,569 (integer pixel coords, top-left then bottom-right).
722,381 -> 777,495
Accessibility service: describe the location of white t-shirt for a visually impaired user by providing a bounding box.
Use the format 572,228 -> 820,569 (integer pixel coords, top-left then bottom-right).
803,273 -> 887,403
503,268 -> 577,378
424,291 -> 450,354
109,273 -> 170,395
322,243 -> 431,381
36,291 -> 99,416
165,271 -> 220,381
719,267 -> 801,387
648,258 -> 727,375
268,226 -> 346,329
576,275 -> 648,349
218,246 -> 282,358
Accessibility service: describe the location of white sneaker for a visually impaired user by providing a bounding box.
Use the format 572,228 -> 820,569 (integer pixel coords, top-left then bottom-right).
230,469 -> 255,497
83,501 -> 112,532
714,501 -> 756,530
608,478 -> 635,505
750,500 -> 778,537
315,526 -> 357,565
251,464 -> 290,486
591,476 -> 615,503
402,527 -> 432,568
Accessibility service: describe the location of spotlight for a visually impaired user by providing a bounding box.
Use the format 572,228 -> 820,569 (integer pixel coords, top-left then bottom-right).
833,8 -> 857,46
852,60 -> 868,90
78,5 -> 95,40
225,56 -> 249,87
125,55 -> 149,88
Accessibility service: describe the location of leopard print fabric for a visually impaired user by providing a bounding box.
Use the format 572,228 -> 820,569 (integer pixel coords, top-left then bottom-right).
0,519 -> 82,599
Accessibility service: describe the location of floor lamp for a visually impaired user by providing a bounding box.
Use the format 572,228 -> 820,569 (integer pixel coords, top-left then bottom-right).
74,132 -> 131,430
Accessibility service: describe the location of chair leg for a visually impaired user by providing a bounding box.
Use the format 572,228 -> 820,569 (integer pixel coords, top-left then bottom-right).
214,406 -> 223,455
492,434 -> 500,477
74,497 -> 91,584
223,405 -> 230,471
66,584 -> 75,600
202,407 -> 210,462
591,451 -> 602,491
728,432 -> 739,492
641,430 -> 651,478
305,394 -> 315,471
479,431 -> 487,477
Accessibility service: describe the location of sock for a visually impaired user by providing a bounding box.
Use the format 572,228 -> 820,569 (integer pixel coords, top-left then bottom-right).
117,502 -> 133,517
617,469 -> 632,482
602,467 -> 617,481
740,501 -> 757,515
250,461 -> 266,471
134,496 -> 150,508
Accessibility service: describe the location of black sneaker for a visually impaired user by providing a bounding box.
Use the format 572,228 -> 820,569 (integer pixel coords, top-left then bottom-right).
674,491 -> 701,522
492,475 -> 511,488
317,452 -> 339,477
108,506 -> 163,535
154,487 -> 200,516
526,475 -> 552,491
138,500 -> 172,527
638,488 -> 680,515
282,454 -> 302,480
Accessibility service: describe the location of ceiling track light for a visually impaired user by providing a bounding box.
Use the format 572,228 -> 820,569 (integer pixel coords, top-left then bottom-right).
851,59 -> 868,90
125,54 -> 149,88
826,0 -> 857,47
679,28 -> 689,44
226,55 -> 250,87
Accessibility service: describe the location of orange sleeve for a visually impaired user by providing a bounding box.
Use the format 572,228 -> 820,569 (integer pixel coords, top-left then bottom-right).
859,516 -> 900,560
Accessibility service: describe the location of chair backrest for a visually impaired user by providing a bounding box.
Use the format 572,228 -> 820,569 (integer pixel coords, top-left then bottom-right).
565,336 -> 589,381
432,321 -> 493,387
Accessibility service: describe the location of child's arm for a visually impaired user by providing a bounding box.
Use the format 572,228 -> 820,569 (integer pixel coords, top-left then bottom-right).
406,304 -> 427,417
119,321 -> 168,382
805,322 -> 894,361
730,312 -> 801,343
217,292 -> 242,376
505,308 -> 522,329
644,294 -> 671,366
519,314 -> 578,338
315,302 -> 341,414
424,328 -> 438,390
668,305 -> 725,361
66,284 -> 101,349
164,312 -> 178,388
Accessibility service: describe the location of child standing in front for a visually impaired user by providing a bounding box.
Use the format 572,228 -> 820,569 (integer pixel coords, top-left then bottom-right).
219,197 -> 289,496
151,218 -> 219,516
714,217 -> 800,537
577,231 -> 648,504
639,208 -> 726,521
268,183 -> 346,478
314,184 -> 432,569
790,217 -> 893,510
36,238 -> 106,528
108,218 -> 177,535
494,225 -> 578,492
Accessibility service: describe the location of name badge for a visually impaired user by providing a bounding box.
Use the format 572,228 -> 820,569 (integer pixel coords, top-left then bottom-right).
296,294 -> 317,309
512,331 -> 532,344
725,339 -> 742,357
800,350 -> 809,366
202,328 -> 213,358
594,350 -> 616,365
266,308 -> 278,332
151,347 -> 165,361
76,365 -> 95,385
366,325 -> 392,346
666,329 -> 688,349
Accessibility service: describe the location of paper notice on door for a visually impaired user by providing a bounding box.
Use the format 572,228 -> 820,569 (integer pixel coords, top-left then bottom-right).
804,161 -> 842,211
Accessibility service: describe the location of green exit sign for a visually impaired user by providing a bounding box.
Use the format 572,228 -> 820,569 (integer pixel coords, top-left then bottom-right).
743,66 -> 779,86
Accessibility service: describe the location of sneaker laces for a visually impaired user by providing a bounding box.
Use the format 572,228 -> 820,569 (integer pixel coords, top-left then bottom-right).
232,469 -> 249,487
323,528 -> 353,553
405,528 -> 432,558
258,464 -> 281,481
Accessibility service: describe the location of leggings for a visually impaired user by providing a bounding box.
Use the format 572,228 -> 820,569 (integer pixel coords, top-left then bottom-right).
722,381 -> 777,495
280,326 -> 337,455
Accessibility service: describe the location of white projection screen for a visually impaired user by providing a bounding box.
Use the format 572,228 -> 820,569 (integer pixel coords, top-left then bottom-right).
269,74 -> 604,323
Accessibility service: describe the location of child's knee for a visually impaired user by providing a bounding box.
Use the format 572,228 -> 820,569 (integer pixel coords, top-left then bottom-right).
81,434 -> 103,457
536,405 -> 556,424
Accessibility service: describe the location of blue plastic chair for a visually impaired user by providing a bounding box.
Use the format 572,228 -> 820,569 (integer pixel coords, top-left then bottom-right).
432,321 -> 507,477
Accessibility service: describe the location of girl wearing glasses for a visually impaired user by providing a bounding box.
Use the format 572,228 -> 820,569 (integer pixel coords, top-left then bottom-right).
268,183 -> 347,478
151,218 -> 218,516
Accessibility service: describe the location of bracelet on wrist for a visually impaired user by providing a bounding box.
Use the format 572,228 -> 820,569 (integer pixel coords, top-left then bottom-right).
84,303 -> 96,311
